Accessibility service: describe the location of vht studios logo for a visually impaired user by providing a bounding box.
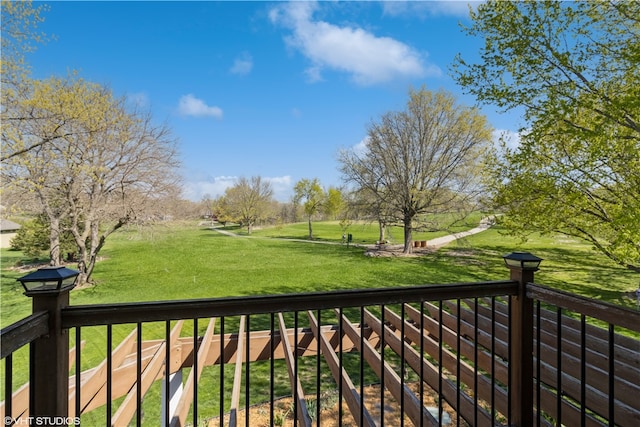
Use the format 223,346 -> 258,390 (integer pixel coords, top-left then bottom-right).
4,417 -> 80,426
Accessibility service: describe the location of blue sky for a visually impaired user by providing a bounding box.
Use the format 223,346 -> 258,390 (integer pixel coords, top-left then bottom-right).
29,1 -> 522,201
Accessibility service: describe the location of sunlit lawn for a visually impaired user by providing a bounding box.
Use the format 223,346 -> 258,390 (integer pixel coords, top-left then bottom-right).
246,212 -> 487,243
1,220 -> 637,423
2,219 -> 637,326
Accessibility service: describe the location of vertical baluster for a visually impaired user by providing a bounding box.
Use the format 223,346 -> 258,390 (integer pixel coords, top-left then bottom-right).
556,307 -> 562,425
491,297 -> 495,423
420,301 -> 425,427
220,316 -> 225,422
400,303 -> 405,427
608,324 -> 615,426
473,298 -> 478,427
316,309 -> 321,427
507,297 -> 512,425
536,301 -> 541,427
380,304 -> 385,427
245,315 -> 250,427
294,311 -> 299,424
165,321 -> 170,427
338,307 -> 343,425
107,324 -> 113,426
106,325 -> 113,425
75,327 -> 81,423
438,300 -> 443,427
456,299 -> 461,427
360,306 -> 365,427
270,313 -> 275,425
5,354 -> 12,425
580,314 -> 586,427
193,318 -> 198,427
136,323 -> 142,427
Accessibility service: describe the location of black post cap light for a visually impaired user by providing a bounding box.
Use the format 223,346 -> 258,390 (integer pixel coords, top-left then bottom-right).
17,266 -> 80,296
503,251 -> 543,271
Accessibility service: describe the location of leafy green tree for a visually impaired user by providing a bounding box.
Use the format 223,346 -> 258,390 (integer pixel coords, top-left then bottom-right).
339,87 -> 492,253
453,0 -> 640,271
10,216 -> 49,259
324,187 -> 344,220
11,215 -> 78,261
293,178 -> 325,239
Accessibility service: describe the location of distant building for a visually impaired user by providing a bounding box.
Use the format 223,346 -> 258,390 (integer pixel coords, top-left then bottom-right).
0,219 -> 21,248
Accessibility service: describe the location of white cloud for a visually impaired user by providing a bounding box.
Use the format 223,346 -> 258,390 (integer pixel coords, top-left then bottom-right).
182,175 -> 293,202
182,176 -> 236,201
353,136 -> 369,155
230,52 -> 254,75
270,1 -> 439,85
177,94 -> 223,119
264,175 -> 293,201
382,1 -> 478,18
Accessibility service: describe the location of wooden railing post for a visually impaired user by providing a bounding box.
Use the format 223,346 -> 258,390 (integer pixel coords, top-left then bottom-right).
504,252 -> 540,427
29,289 -> 72,424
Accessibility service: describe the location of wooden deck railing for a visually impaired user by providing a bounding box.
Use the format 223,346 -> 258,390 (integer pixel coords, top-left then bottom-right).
1,256 -> 639,427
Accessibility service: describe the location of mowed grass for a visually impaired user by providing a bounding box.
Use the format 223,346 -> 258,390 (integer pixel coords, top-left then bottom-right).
2,219 -> 638,325
247,212 -> 487,243
1,220 -> 638,423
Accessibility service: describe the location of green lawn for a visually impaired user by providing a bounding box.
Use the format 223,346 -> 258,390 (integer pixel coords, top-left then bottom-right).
247,212 -> 487,243
2,219 -> 638,327
1,220 -> 637,423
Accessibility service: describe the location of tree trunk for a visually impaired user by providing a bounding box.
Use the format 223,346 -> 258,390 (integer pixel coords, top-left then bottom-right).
49,217 -> 62,265
403,216 -> 413,254
307,216 -> 313,240
75,238 -> 89,286
378,220 -> 385,243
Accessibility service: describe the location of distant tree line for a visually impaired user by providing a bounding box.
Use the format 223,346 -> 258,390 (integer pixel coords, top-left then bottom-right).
202,176 -> 345,239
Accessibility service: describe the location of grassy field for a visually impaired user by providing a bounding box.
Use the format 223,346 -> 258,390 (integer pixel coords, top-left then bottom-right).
1,219 -> 638,424
246,212 -> 487,243
2,218 -> 638,325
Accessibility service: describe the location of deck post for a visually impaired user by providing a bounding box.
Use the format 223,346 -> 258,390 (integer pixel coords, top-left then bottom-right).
29,289 -> 72,424
504,253 -> 540,427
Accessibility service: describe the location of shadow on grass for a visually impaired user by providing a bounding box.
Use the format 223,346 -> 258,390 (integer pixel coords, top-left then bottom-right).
453,241 -> 638,307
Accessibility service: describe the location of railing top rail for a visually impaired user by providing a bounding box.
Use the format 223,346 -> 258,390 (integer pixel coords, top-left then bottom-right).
61,280 -> 518,327
0,311 -> 49,359
527,283 -> 640,332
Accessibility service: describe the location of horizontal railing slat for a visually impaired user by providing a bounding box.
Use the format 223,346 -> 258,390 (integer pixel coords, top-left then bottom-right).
527,284 -> 640,332
0,311 -> 49,359
61,281 -> 518,327
4,277 -> 638,427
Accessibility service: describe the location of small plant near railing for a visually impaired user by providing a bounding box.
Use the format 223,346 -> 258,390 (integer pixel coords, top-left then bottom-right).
306,398 -> 318,421
320,390 -> 340,412
305,390 -> 342,421
273,407 -> 291,426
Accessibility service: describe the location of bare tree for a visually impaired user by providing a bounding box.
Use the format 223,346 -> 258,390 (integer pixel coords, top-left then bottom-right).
3,76 -> 180,284
216,176 -> 274,234
339,87 -> 492,253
